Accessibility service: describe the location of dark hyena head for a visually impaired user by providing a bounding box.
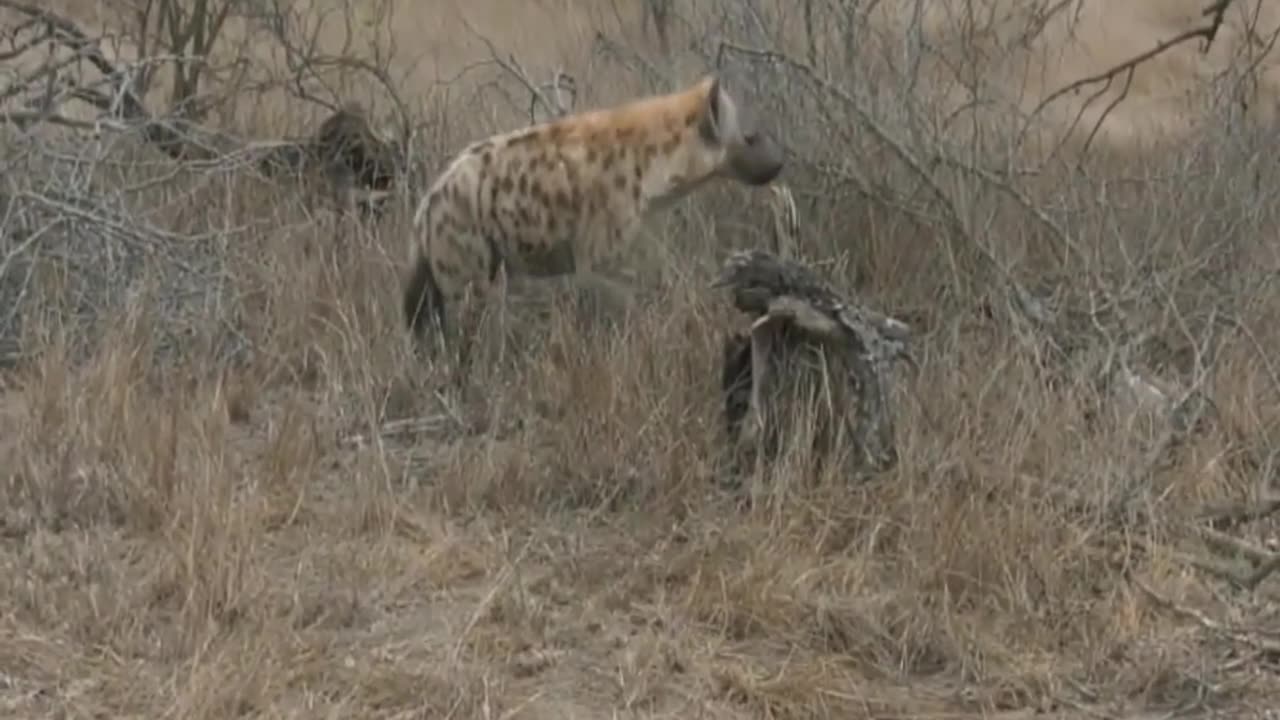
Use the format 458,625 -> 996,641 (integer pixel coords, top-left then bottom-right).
698,76 -> 785,187
312,103 -> 410,218
314,103 -> 398,192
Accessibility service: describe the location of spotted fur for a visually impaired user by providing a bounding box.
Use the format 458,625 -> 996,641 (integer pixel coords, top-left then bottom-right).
403,74 -> 786,350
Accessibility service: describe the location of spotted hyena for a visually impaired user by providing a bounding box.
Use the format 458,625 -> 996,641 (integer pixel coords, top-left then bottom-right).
402,74 -> 786,358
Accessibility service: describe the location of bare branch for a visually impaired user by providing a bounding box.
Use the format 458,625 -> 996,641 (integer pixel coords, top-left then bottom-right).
459,18 -> 576,125
1018,0 -> 1239,161
1198,495 -> 1280,530
1135,576 -> 1280,654
0,0 -> 227,161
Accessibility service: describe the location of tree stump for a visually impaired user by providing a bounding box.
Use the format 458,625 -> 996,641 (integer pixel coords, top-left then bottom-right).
713,249 -> 913,475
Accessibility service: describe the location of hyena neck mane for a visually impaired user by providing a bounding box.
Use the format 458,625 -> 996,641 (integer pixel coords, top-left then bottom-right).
516,76 -> 726,214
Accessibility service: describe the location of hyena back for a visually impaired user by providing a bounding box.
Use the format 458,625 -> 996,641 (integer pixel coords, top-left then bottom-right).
403,74 -> 785,347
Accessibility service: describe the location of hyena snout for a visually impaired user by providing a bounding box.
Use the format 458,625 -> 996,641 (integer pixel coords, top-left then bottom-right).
728,130 -> 784,186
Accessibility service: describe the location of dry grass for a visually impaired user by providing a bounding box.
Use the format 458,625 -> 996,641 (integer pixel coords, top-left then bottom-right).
3,1 -> 1280,718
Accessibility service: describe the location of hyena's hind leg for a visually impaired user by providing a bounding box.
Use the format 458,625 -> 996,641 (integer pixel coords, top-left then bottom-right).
404,256 -> 437,324
401,251 -> 510,387
403,253 -> 454,362
462,265 -> 513,374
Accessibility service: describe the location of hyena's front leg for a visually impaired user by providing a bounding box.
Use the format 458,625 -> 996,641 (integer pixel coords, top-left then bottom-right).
449,283 -> 484,381
475,264 -> 511,369
449,266 -> 512,385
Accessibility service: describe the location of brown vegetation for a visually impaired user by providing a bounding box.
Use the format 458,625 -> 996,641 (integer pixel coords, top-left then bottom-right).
2,0 -> 1280,718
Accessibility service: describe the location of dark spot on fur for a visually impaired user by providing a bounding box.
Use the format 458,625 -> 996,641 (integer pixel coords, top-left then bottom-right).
453,187 -> 472,216
517,239 -> 576,276
436,259 -> 460,279
484,235 -> 504,281
436,212 -> 456,234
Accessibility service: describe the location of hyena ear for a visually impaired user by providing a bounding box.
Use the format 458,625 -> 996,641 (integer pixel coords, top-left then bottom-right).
700,75 -> 726,143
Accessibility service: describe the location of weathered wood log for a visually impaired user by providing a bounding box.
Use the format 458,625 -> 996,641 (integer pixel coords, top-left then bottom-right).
713,249 -> 912,474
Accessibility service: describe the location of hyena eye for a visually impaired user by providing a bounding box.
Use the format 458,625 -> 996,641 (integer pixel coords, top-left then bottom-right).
744,132 -> 759,146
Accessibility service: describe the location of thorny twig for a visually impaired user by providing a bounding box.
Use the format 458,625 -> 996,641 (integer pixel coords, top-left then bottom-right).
713,38 -> 1085,354
1019,0 -> 1240,165
256,0 -> 422,174
459,18 -> 577,124
1199,495 -> 1280,531
0,1 -> 227,160
1135,576 -> 1280,655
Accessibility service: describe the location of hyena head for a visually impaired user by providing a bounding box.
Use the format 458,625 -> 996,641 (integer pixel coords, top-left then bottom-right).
314,103 -> 398,192
681,75 -> 784,189
311,103 -> 406,218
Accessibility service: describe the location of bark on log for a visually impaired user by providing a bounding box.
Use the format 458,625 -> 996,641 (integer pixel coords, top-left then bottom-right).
714,249 -> 912,475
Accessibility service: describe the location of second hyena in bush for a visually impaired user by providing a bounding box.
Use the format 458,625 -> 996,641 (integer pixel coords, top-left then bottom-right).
402,74 -> 786,364
258,103 -> 402,219
312,103 -> 401,213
